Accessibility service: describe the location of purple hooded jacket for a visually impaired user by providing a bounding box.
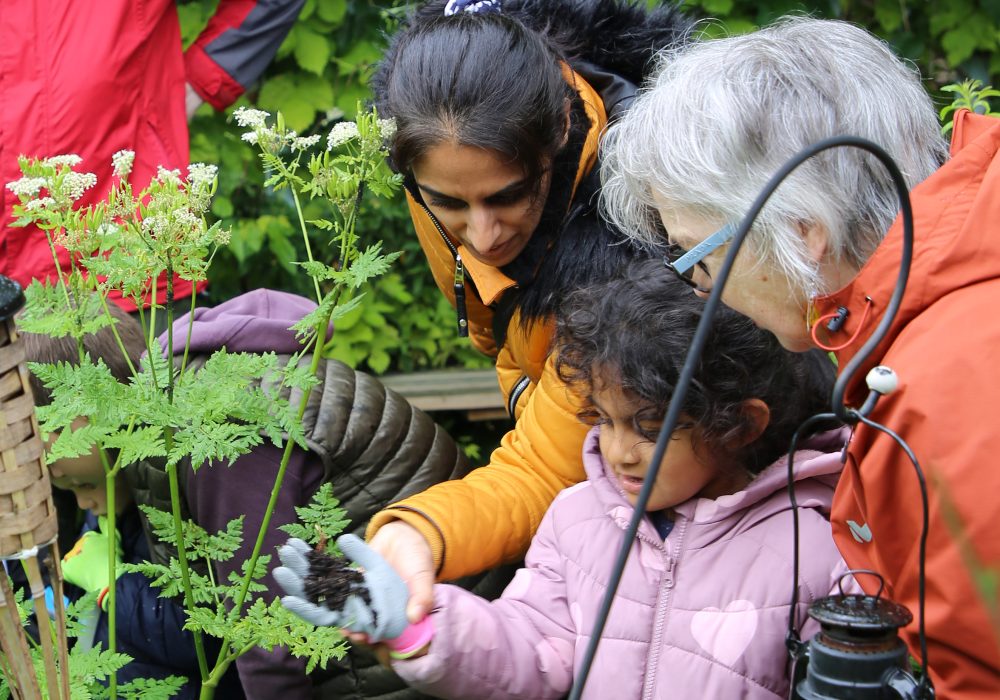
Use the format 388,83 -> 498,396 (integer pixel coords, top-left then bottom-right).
393,427 -> 857,699
162,289 -> 327,698
155,289 -> 483,699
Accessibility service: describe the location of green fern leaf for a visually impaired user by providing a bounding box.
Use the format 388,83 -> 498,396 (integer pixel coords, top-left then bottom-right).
116,676 -> 186,700
278,483 -> 350,544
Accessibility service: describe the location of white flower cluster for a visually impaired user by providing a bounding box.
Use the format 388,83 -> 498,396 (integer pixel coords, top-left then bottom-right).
142,206 -> 206,239
327,121 -> 360,150
45,154 -> 83,168
232,107 -> 270,129
155,166 -> 182,185
378,118 -> 397,141
187,163 -> 218,188
291,134 -> 321,150
6,177 -> 46,198
141,215 -> 168,237
214,227 -> 232,246
174,208 -> 203,231
241,132 -> 259,145
62,171 -> 97,201
112,150 -> 135,178
24,197 -> 56,212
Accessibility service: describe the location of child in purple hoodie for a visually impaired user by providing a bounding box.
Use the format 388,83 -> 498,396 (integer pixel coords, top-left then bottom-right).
276,260 -> 858,699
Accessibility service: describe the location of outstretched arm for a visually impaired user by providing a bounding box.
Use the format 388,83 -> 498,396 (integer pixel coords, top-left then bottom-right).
392,510 -> 577,700
184,0 -> 306,111
367,353 -> 589,577
279,514 -> 577,700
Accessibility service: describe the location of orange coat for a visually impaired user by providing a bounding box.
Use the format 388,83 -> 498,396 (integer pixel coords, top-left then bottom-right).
814,110 -> 1000,697
366,68 -> 608,580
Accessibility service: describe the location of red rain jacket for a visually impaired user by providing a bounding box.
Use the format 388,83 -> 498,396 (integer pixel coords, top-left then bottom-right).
0,0 -> 303,309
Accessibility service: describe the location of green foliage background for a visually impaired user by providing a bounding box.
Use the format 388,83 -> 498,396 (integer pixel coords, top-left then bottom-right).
181,0 -> 999,376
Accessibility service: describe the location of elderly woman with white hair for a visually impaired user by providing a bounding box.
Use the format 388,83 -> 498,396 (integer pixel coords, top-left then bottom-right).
601,16 -> 1000,697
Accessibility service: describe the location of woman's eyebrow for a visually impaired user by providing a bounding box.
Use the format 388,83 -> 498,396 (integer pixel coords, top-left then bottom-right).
416,178 -> 530,203
416,184 -> 462,202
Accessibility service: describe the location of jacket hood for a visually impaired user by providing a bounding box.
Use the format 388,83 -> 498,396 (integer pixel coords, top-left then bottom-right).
815,111 -> 1000,400
582,425 -> 847,541
158,288 -> 321,356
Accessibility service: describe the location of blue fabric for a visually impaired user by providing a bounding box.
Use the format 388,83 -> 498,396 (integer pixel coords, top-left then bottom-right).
647,510 -> 674,541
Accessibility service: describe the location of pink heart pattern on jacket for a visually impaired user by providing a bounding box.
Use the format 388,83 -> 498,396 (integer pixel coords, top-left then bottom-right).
690,599 -> 759,666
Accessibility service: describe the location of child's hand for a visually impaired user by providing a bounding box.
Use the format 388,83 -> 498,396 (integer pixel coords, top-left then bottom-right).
274,534 -> 431,655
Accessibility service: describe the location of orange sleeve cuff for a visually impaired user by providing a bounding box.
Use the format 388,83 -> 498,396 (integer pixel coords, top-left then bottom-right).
366,506 -> 446,575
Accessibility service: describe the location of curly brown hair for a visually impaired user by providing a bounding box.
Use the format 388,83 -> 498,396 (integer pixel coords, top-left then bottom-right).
555,259 -> 835,474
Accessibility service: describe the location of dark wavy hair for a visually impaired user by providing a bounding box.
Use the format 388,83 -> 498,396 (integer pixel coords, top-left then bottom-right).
370,1 -> 692,332
373,6 -> 571,188
555,259 -> 835,474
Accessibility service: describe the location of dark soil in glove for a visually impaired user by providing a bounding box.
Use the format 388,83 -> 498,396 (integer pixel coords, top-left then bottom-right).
304,547 -> 376,624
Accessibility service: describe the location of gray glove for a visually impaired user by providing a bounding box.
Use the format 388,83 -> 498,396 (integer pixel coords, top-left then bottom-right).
273,534 -> 410,642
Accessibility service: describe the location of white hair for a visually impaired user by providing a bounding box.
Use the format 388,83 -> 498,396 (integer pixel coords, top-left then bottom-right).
600,16 -> 948,294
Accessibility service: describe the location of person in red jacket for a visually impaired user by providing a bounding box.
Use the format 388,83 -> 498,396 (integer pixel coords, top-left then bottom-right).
601,16 -> 1000,698
0,0 -> 304,311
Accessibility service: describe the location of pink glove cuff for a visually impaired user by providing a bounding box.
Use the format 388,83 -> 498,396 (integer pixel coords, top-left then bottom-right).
387,616 -> 435,659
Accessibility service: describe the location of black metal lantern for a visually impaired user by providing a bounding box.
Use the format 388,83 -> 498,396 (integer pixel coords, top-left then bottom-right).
792,590 -> 930,699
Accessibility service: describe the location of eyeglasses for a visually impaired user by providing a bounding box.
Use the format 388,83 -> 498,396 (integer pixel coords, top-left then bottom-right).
664,223 -> 737,293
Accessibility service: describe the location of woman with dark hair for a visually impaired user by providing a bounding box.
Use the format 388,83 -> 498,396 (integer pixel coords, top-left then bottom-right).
364,0 -> 691,623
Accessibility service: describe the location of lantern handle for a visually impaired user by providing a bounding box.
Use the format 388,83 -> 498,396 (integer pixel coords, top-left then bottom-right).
840,569 -> 885,599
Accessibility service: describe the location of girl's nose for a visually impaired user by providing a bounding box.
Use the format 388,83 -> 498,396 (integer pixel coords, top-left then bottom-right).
604,429 -> 640,467
465,206 -> 502,253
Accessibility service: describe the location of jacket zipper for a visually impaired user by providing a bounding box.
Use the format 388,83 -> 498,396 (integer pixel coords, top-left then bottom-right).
416,200 -> 468,337
642,520 -> 684,700
507,375 -> 530,419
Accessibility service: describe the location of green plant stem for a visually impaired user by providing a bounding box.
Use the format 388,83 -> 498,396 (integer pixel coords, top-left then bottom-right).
99,446 -> 118,700
166,263 -> 175,404
138,291 -> 162,395
199,643 -> 252,697
179,284 -> 199,378
288,171 -> 322,304
204,307 -> 333,698
161,262 -> 211,682
43,231 -> 76,318
147,285 -> 159,355
166,454 -> 211,683
99,296 -> 140,378
204,557 -> 222,609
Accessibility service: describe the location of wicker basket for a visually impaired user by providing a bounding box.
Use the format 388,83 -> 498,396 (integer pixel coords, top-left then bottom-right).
0,287 -> 56,559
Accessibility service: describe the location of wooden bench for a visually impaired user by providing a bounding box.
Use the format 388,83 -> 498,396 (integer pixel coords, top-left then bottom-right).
380,368 -> 508,421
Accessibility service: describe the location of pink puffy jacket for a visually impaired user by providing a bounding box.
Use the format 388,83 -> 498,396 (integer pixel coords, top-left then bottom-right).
393,427 -> 857,699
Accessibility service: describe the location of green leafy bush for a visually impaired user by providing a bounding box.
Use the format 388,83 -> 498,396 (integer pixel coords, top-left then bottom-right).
181,1 -> 1000,377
